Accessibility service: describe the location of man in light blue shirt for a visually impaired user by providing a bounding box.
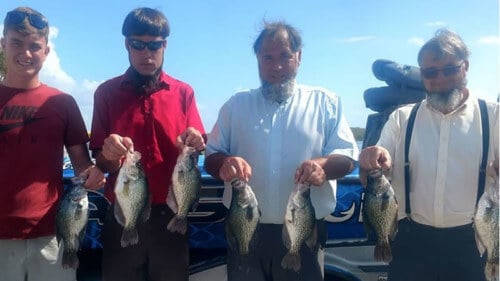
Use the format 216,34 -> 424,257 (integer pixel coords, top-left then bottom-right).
205,21 -> 358,281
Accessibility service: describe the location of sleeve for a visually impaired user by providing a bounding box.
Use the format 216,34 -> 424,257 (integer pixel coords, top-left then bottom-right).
205,97 -> 234,157
89,85 -> 110,153
323,94 -> 359,160
63,94 -> 90,146
185,86 -> 206,136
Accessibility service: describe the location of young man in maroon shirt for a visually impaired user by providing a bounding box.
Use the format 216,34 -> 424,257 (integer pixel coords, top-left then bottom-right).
89,7 -> 205,281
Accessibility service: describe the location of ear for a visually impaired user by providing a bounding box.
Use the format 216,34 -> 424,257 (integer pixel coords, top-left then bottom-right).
297,50 -> 302,65
45,45 -> 50,57
124,38 -> 130,52
0,37 -> 5,49
463,60 -> 469,72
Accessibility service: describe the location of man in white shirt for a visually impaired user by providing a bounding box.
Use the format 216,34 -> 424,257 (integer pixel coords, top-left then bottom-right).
359,28 -> 499,281
205,21 -> 358,281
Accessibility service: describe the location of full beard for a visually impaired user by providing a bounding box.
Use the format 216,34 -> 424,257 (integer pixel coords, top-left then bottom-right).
261,79 -> 295,103
426,83 -> 467,113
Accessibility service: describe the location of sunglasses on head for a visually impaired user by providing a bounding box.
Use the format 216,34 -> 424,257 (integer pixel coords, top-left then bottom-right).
421,61 -> 464,79
5,10 -> 48,30
128,38 -> 166,51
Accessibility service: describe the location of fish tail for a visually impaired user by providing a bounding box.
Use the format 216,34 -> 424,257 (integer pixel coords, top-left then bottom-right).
167,216 -> 188,234
120,227 -> 139,247
374,240 -> 392,262
485,261 -> 499,281
61,250 -> 79,269
281,252 -> 301,272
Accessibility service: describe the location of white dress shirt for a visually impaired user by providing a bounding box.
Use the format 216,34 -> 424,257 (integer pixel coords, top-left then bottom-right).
378,96 -> 499,227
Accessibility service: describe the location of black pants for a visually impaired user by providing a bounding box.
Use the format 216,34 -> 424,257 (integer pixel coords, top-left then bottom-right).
388,219 -> 487,281
227,220 -> 327,281
101,204 -> 189,281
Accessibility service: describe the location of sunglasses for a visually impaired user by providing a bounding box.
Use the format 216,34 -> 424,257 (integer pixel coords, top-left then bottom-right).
421,62 -> 464,79
128,38 -> 166,51
5,10 -> 48,30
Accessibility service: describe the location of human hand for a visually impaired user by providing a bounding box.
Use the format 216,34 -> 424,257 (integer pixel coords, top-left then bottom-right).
219,156 -> 252,182
101,134 -> 134,161
79,165 -> 106,190
487,158 -> 499,178
176,127 -> 205,152
295,160 -> 326,186
358,146 -> 392,186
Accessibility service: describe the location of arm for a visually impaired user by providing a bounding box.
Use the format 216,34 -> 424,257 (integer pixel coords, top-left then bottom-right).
95,134 -> 134,174
66,144 -> 106,190
295,154 -> 355,186
204,152 -> 252,182
358,145 -> 392,186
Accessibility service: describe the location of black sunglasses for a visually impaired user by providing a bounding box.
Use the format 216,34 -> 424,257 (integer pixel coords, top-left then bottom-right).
128,38 -> 166,51
421,62 -> 464,79
5,10 -> 48,30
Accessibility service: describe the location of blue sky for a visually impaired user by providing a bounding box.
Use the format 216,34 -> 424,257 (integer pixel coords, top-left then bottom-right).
1,1 -> 499,129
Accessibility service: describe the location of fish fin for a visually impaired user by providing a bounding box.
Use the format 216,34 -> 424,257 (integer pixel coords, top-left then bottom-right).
281,253 -> 301,272
474,227 -> 486,257
306,221 -> 318,250
167,216 -> 188,234
484,207 -> 496,223
389,214 -> 398,240
166,186 -> 179,214
142,197 -> 152,222
120,227 -> 139,247
485,261 -> 499,281
282,223 -> 292,249
78,225 -> 87,246
74,204 -> 83,221
113,202 -> 126,226
380,195 -> 390,212
191,200 -> 199,212
245,206 -> 257,221
374,239 -> 392,262
225,220 -> 237,252
61,250 -> 79,269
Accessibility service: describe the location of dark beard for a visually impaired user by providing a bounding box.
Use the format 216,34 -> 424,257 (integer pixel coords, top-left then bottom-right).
129,67 -> 162,95
426,87 -> 465,113
261,79 -> 295,103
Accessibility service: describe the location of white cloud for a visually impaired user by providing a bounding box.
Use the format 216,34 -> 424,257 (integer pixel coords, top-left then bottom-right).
39,26 -> 101,128
478,36 -> 500,46
425,21 -> 447,27
337,36 -> 375,43
408,37 -> 425,47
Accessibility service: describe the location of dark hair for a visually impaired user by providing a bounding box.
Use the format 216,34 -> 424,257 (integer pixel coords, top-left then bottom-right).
253,21 -> 302,54
3,7 -> 49,41
122,7 -> 170,38
418,28 -> 470,66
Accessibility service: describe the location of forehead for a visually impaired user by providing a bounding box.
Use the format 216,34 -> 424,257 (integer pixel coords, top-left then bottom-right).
4,29 -> 47,44
259,36 -> 293,55
419,51 -> 459,68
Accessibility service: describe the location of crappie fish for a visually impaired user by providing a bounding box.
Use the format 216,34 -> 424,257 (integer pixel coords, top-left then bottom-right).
114,150 -> 150,247
226,179 -> 260,255
56,176 -> 89,269
167,146 -> 201,234
362,169 -> 398,262
474,172 -> 499,281
281,183 -> 317,272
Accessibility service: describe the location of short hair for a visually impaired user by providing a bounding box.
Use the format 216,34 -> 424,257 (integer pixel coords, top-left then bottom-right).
3,7 -> 49,41
418,28 -> 470,66
253,21 -> 302,54
122,7 -> 170,38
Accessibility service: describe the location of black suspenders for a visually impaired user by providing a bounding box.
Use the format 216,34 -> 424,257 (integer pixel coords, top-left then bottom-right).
404,99 -> 489,217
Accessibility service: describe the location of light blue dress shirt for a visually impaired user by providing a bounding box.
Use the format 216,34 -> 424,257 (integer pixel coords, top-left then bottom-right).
206,84 -> 358,223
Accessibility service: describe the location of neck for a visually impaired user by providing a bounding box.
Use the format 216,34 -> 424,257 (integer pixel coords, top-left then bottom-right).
2,76 -> 41,89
